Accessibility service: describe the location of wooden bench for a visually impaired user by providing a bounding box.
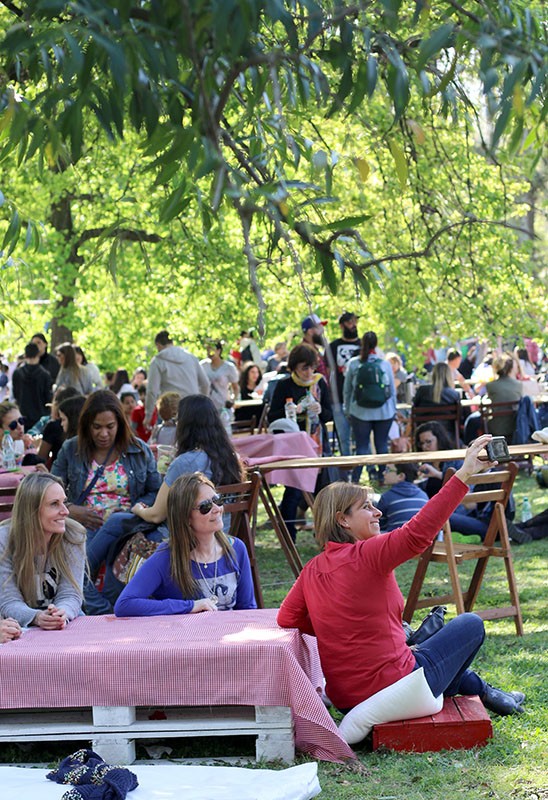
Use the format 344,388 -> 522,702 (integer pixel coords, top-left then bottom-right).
372,695 -> 492,752
0,704 -> 294,764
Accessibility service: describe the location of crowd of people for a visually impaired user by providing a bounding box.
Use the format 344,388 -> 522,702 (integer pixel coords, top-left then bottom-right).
1,318 -> 546,735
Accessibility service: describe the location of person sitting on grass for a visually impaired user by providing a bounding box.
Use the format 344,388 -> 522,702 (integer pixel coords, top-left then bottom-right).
377,463 -> 429,532
114,472 -> 256,616
278,435 -> 526,719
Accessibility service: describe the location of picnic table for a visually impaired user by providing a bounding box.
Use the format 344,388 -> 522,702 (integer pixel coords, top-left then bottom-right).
0,609 -> 354,764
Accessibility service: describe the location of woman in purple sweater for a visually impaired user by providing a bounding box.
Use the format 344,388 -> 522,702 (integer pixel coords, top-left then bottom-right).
114,472 -> 256,616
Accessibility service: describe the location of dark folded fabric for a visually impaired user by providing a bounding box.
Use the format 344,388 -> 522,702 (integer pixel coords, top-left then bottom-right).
47,748 -> 138,800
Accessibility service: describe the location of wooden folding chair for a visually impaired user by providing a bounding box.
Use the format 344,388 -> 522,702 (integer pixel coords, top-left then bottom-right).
231,415 -> 257,436
0,486 -> 15,517
479,399 -> 519,443
217,471 -> 264,608
403,462 -> 523,635
411,403 -> 461,446
256,403 -> 270,433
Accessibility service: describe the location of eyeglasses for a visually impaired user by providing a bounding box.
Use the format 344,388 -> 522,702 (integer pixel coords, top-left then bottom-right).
193,495 -> 224,515
8,417 -> 25,430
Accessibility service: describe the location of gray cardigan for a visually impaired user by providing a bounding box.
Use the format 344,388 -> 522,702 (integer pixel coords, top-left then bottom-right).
0,522 -> 85,627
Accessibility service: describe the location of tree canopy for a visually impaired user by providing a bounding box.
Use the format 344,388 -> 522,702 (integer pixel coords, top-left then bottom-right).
0,0 -> 546,362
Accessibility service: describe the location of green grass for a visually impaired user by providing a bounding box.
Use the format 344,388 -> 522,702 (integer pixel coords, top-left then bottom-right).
2,469 -> 547,799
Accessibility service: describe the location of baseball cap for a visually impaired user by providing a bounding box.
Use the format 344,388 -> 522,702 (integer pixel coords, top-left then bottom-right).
301,314 -> 327,332
338,311 -> 360,324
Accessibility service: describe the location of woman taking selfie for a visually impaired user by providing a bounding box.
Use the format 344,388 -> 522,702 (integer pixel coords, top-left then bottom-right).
0,473 -> 86,628
277,435 -> 524,719
114,472 -> 256,616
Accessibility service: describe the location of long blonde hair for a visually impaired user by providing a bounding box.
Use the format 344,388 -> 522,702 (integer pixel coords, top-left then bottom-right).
2,473 -> 86,606
167,472 -> 235,598
431,362 -> 453,404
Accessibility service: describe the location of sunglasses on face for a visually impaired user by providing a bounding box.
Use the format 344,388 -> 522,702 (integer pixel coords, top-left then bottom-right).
8,417 -> 25,430
193,495 -> 224,515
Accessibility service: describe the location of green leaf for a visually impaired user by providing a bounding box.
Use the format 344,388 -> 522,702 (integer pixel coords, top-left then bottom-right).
417,24 -> 455,71
388,139 -> 408,189
366,54 -> 378,98
159,181 -> 190,224
2,208 -> 21,256
492,100 -> 512,148
347,60 -> 368,114
321,214 -> 373,232
353,268 -> 371,297
316,249 -> 337,293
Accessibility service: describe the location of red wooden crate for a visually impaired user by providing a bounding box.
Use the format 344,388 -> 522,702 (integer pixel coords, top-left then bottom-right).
372,695 -> 493,752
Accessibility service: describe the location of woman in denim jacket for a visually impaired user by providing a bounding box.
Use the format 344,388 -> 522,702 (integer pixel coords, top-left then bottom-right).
52,390 -> 161,614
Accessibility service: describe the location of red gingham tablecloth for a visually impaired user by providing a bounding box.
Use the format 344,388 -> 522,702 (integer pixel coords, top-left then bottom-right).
232,433 -> 320,492
0,608 -> 354,762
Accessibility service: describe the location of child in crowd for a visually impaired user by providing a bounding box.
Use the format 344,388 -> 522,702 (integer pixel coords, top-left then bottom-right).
377,463 -> 429,532
131,383 -> 157,442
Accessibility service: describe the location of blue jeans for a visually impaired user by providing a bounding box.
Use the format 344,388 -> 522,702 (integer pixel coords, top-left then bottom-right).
84,512 -> 134,615
450,509 -> 489,540
279,486 -> 302,542
350,416 -> 393,482
413,613 -> 486,698
332,404 -> 352,456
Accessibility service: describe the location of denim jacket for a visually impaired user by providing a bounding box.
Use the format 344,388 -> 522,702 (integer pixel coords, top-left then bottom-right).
52,437 -> 162,507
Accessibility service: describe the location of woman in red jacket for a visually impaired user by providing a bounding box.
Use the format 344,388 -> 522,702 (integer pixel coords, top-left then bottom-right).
277,434 -> 524,718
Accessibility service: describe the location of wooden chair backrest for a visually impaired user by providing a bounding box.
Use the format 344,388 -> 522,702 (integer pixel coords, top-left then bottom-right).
231,416 -> 257,435
218,472 -> 261,522
256,403 -> 270,433
479,399 -> 519,431
411,403 -> 461,445
217,471 -> 263,607
442,462 -> 518,546
0,486 -> 15,516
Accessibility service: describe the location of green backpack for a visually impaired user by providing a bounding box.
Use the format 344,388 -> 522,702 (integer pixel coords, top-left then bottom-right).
354,359 -> 392,408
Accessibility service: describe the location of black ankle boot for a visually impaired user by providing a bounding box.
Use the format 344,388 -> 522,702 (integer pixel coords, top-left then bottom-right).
482,684 -> 525,716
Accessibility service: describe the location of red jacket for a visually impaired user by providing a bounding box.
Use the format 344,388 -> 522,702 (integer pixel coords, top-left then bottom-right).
277,476 -> 468,710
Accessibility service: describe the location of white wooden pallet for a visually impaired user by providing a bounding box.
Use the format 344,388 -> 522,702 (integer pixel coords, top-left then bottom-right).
0,705 -> 295,764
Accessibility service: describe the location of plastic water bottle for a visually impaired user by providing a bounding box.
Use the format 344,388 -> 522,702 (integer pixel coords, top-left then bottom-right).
304,390 -> 320,428
521,497 -> 532,523
2,430 -> 16,470
284,398 -> 297,422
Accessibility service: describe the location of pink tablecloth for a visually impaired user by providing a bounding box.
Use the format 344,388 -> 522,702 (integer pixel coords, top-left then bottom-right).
0,468 -> 35,521
232,432 -> 320,492
0,608 -> 353,763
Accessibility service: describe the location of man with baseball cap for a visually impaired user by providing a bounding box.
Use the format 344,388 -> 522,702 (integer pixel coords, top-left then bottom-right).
301,314 -> 328,378
328,311 -> 360,455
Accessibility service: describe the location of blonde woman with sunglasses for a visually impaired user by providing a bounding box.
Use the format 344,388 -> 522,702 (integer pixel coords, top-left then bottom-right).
114,472 -> 256,617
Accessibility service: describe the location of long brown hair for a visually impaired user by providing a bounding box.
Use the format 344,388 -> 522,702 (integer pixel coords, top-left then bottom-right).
313,481 -> 369,549
175,395 -> 243,485
359,331 -> 378,361
167,472 -> 235,598
77,390 -> 139,463
2,473 -> 85,606
56,343 -> 84,383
